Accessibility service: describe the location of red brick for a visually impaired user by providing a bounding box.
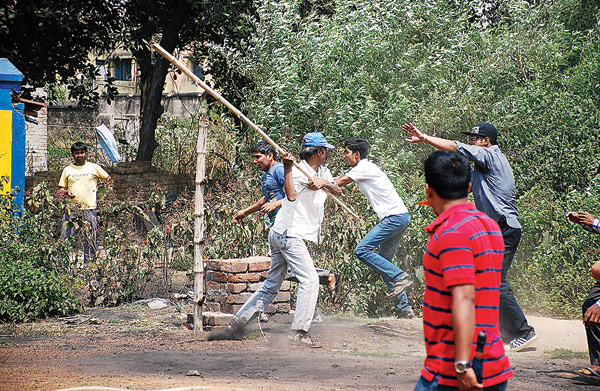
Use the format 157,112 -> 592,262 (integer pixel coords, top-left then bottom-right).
227,292 -> 252,304
226,283 -> 247,293
205,260 -> 222,271
202,311 -> 234,326
206,281 -> 226,291
248,260 -> 271,272
207,271 -> 228,283
248,282 -> 262,291
228,272 -> 261,283
220,260 -> 249,273
259,271 -> 269,280
273,291 -> 291,303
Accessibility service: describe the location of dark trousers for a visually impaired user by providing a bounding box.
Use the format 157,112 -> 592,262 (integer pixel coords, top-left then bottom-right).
583,281 -> 600,365
498,218 -> 534,341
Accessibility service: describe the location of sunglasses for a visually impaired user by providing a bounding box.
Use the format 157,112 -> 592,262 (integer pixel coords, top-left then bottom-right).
468,135 -> 483,142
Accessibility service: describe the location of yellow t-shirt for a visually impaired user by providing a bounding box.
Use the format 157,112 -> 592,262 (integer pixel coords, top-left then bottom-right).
58,162 -> 110,210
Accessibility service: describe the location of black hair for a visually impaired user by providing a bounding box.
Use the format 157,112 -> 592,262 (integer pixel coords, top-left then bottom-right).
344,137 -> 369,160
424,151 -> 470,200
299,146 -> 326,160
71,142 -> 87,153
251,141 -> 277,160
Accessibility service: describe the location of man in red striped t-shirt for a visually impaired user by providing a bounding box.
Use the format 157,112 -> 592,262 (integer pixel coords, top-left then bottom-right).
415,151 -> 513,391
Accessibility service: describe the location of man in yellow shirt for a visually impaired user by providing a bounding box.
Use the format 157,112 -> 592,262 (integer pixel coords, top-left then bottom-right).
58,142 -> 111,265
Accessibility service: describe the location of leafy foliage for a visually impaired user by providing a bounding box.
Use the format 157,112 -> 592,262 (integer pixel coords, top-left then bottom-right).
208,0 -> 600,317
0,180 -> 80,323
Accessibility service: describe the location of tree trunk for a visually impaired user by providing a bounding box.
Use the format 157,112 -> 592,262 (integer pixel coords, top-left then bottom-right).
135,0 -> 191,162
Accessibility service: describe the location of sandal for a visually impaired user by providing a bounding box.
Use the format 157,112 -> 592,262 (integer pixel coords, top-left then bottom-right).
288,331 -> 322,348
578,367 -> 600,377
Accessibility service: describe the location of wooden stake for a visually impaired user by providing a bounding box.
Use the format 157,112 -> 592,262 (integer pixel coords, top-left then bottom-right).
193,117 -> 208,331
150,42 -> 360,220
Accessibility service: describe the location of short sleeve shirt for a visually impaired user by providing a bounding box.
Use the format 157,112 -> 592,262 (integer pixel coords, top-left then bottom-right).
271,160 -> 333,243
261,162 -> 285,225
346,159 -> 408,220
58,162 -> 110,210
421,202 -> 513,387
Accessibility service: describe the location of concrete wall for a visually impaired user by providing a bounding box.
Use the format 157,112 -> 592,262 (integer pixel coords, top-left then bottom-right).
26,161 -> 193,200
25,105 -> 48,175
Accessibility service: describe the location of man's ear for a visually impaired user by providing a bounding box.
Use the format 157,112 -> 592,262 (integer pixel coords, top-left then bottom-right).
425,183 -> 433,199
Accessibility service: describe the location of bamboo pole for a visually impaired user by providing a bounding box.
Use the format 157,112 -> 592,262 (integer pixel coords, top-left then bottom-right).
193,117 -> 208,331
150,42 -> 360,220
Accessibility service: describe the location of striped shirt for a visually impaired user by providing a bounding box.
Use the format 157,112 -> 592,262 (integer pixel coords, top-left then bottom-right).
421,202 -> 513,387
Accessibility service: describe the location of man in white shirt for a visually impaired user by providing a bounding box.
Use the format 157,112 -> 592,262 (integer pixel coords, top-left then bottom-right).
334,137 -> 414,318
208,133 -> 342,346
58,142 -> 111,266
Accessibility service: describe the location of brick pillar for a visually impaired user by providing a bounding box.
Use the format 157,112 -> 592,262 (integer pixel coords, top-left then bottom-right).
203,256 -> 292,326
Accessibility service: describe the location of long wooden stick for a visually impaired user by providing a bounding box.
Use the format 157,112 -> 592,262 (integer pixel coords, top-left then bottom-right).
150,42 -> 360,220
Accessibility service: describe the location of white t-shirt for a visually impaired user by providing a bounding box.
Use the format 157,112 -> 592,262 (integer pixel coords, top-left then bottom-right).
272,160 -> 333,243
58,162 -> 110,210
346,159 -> 408,220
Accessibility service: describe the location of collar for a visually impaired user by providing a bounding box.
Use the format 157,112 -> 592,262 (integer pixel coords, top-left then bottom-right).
300,159 -> 319,176
424,202 -> 476,234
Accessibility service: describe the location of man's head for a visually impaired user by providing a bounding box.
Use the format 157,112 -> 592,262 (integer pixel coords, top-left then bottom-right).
299,132 -> 335,163
343,137 -> 369,167
70,142 -> 87,166
461,123 -> 497,147
424,151 -> 471,214
251,141 -> 277,172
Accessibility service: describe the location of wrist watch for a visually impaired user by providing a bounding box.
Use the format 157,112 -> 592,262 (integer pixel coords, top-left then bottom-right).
454,360 -> 470,374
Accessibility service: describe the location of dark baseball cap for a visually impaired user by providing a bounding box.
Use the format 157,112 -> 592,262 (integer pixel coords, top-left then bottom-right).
302,132 -> 335,149
461,123 -> 497,143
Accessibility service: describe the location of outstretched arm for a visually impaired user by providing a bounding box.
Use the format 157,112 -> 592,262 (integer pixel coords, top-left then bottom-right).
233,196 -> 266,223
308,177 -> 343,196
402,123 -> 457,152
566,211 -> 599,234
334,175 -> 353,187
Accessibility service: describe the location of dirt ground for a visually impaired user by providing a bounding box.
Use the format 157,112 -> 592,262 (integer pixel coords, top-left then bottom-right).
1,302 -> 600,391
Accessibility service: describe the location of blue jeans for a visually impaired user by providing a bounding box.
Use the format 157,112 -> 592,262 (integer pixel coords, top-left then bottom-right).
354,213 -> 410,313
414,375 -> 507,391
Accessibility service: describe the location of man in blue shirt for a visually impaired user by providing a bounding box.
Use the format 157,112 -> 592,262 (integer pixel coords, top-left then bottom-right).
234,141 -> 285,227
403,122 -> 537,352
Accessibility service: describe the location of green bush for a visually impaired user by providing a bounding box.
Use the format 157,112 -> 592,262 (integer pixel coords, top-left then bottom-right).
0,258 -> 80,323
0,180 -> 81,323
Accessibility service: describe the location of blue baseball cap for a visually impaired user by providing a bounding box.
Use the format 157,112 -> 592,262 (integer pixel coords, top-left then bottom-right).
302,132 -> 335,149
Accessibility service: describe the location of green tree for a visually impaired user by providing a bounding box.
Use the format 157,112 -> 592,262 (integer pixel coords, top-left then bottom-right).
0,0 -> 121,104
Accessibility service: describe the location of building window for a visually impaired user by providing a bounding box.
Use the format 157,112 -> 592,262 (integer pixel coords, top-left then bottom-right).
95,59 -> 108,80
113,58 -> 132,81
